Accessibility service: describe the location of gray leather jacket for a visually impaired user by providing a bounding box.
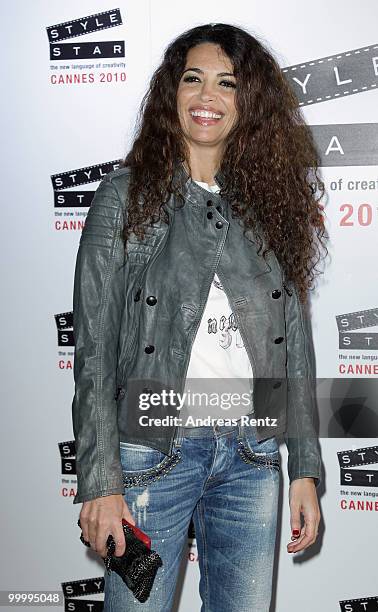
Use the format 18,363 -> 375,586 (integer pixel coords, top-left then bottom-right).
71,161 -> 322,504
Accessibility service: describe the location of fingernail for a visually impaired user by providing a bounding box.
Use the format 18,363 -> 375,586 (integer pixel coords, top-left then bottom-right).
292,529 -> 300,536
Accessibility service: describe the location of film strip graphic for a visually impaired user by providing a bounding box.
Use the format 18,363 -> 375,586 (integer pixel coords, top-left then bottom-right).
337,444 -> 378,487
336,307 -> 378,350
51,160 -> 122,208
59,440 -> 76,476
339,595 -> 378,612
311,123 -> 378,166
55,311 -> 73,347
46,8 -> 124,61
283,43 -> 378,106
61,577 -> 104,611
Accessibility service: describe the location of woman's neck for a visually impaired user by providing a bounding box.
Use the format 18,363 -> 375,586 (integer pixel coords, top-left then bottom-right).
183,147 -> 221,186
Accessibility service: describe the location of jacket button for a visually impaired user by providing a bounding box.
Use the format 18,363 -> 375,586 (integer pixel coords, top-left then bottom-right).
145,345 -> 155,354
134,288 -> 142,301
271,289 -> 281,299
207,200 -> 213,206
216,205 -> 222,213
207,211 -> 213,219
146,295 -> 157,306
274,337 -> 284,344
215,221 -> 223,229
273,381 -> 282,389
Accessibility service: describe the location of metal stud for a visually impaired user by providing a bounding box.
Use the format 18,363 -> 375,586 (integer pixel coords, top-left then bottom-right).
237,441 -> 280,471
122,449 -> 182,488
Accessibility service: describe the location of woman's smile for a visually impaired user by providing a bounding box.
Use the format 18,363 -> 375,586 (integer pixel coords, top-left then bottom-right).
189,109 -> 224,126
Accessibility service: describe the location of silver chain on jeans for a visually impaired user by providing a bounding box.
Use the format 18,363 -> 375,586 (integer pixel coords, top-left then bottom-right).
122,449 -> 182,488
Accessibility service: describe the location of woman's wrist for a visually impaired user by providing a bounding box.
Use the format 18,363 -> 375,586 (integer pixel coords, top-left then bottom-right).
291,476 -> 316,486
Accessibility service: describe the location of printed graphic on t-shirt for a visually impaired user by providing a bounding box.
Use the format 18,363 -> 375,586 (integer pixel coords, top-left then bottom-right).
208,283 -> 245,351
186,272 -> 252,380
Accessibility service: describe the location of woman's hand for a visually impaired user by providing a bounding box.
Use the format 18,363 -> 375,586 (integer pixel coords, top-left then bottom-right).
287,477 -> 321,554
79,494 -> 136,558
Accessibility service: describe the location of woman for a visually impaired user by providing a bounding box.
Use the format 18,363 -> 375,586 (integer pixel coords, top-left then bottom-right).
72,23 -> 327,612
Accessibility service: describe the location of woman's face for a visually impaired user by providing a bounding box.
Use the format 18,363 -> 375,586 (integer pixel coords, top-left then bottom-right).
177,42 -> 238,148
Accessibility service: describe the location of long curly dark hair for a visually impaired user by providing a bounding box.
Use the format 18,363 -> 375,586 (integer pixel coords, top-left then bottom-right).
120,23 -> 328,304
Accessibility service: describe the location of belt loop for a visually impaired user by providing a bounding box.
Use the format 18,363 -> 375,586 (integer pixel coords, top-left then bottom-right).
173,424 -> 184,449
237,419 -> 244,441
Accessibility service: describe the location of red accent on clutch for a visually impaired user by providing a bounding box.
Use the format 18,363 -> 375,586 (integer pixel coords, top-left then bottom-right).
122,518 -> 151,549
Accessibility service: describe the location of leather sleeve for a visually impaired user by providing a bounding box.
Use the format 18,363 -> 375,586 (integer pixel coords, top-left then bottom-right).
283,283 -> 322,488
71,176 -> 127,504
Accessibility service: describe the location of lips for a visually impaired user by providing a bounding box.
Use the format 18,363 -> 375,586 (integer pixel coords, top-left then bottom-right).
189,106 -> 224,116
188,107 -> 224,126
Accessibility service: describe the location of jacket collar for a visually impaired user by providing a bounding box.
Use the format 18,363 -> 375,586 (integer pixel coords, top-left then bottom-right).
172,159 -> 226,202
169,159 -> 269,253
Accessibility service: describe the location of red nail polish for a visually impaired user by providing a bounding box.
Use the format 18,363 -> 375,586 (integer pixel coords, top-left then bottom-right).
292,529 -> 300,536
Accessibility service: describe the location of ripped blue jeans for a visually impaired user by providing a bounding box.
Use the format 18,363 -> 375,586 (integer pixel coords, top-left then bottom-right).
103,422 -> 280,612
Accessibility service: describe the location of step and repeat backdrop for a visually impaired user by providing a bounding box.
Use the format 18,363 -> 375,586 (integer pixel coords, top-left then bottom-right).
1,1 -> 378,611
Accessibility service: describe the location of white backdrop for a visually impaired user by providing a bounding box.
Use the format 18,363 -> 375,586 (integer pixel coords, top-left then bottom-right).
1,1 -> 378,610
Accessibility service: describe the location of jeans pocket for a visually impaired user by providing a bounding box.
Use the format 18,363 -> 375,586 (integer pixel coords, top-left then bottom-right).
237,434 -> 281,472
119,441 -> 182,488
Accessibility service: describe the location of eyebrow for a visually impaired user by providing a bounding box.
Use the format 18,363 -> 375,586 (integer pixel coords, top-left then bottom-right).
182,67 -> 235,77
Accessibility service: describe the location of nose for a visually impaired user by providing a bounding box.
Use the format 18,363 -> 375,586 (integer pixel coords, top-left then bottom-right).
199,80 -> 217,101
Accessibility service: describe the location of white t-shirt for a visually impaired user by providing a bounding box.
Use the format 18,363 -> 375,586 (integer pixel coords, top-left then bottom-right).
181,180 -> 254,426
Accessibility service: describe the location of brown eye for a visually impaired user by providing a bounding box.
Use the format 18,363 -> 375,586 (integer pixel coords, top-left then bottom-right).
220,80 -> 236,88
183,75 -> 199,83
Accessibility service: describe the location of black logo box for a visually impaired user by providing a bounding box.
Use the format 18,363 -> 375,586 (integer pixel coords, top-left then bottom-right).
49,40 -> 125,61
51,160 -> 122,189
55,311 -> 74,347
62,576 -> 104,611
339,595 -> 378,611
53,160 -> 123,208
338,444 -> 378,488
46,8 -> 124,60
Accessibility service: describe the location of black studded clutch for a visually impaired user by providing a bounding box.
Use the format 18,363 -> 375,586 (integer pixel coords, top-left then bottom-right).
78,518 -> 163,603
